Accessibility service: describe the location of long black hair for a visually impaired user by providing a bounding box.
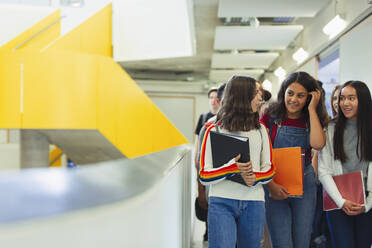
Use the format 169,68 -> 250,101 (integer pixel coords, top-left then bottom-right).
330,85 -> 341,118
333,81 -> 372,162
267,71 -> 329,127
217,75 -> 260,131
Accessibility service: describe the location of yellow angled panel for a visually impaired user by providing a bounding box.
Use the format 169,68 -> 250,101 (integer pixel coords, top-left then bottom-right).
113,65 -> 188,158
22,51 -> 97,129
50,146 -> 63,167
46,4 -> 112,57
0,10 -> 61,52
0,52 -> 21,128
22,20 -> 61,51
97,57 -> 118,146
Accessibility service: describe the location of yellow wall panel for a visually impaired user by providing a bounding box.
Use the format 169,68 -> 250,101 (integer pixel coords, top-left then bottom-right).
22,51 -> 97,129
50,146 -> 63,167
47,4 -> 112,57
0,10 -> 61,52
22,22 -> 61,51
115,67 -> 187,158
0,3 -> 186,158
97,57 -> 118,146
0,52 -> 21,128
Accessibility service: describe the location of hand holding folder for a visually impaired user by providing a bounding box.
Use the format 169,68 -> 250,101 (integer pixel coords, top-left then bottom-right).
272,147 -> 303,197
209,131 -> 250,186
323,171 -> 365,211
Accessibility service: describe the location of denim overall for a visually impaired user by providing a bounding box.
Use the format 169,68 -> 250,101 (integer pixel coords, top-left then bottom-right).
265,120 -> 317,248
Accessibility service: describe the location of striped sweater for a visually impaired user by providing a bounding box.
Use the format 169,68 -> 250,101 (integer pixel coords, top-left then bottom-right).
199,123 -> 275,201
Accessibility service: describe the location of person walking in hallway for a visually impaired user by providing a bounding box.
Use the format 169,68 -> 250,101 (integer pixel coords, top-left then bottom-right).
318,81 -> 372,248
260,71 -> 329,248
199,75 -> 275,248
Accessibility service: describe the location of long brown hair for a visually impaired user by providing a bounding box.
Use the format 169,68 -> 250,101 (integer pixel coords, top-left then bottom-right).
216,75 -> 260,131
330,85 -> 341,118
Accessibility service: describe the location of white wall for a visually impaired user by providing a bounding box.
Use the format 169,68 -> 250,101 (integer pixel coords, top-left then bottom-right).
0,4 -> 56,47
0,151 -> 192,248
138,80 -> 214,144
50,0 -> 111,35
112,0 -> 195,61
297,57 -> 318,79
0,144 -> 20,170
340,15 -> 372,90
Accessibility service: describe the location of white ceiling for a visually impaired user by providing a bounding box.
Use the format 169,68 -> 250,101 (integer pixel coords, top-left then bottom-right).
214,25 -> 304,51
0,0 -> 334,83
0,0 -> 50,5
209,69 -> 264,82
211,52 -> 279,69
218,0 -> 331,18
0,4 -> 56,47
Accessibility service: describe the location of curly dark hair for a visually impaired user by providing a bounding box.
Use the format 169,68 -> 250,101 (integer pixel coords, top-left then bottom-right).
216,75 -> 260,131
266,71 -> 329,127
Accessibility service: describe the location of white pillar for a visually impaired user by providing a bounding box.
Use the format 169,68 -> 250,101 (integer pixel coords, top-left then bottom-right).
20,130 -> 49,168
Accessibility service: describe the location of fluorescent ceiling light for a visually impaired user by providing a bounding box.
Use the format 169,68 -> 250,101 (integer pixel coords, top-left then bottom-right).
274,66 -> 286,79
323,15 -> 346,38
292,48 -> 309,64
249,17 -> 260,28
262,79 -> 272,92
60,0 -> 84,7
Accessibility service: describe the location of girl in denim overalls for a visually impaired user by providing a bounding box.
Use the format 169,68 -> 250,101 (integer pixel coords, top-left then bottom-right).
260,71 -> 329,248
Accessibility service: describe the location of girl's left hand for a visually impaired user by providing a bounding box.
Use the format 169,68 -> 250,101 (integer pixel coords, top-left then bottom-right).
242,172 -> 256,186
308,90 -> 321,111
349,205 -> 366,215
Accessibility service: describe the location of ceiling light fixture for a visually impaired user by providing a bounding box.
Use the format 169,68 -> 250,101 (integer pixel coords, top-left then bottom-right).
60,0 -> 84,8
249,17 -> 260,28
241,17 -> 249,23
292,48 -> 309,64
322,15 -> 346,38
262,79 -> 272,92
274,67 -> 286,79
231,49 -> 239,54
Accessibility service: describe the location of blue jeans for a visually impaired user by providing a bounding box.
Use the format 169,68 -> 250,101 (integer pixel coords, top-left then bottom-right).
208,197 -> 265,248
266,122 -> 317,248
326,208 -> 372,248
265,165 -> 317,248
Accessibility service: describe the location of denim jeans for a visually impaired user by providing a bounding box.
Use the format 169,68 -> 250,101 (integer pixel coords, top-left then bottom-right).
208,197 -> 265,248
265,123 -> 317,248
265,165 -> 317,248
326,208 -> 372,248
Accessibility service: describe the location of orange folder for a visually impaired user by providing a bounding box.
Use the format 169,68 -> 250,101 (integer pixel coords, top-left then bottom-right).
272,147 -> 303,197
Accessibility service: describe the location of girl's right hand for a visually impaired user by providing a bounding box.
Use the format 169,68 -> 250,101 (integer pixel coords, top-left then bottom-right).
308,89 -> 321,111
267,181 -> 289,200
342,200 -> 365,215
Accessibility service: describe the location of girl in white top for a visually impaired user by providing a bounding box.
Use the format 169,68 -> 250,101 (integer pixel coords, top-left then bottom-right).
318,80 -> 372,248
198,75 -> 275,248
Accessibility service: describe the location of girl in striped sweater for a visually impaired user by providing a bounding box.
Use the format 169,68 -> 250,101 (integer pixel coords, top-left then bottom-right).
199,75 -> 275,248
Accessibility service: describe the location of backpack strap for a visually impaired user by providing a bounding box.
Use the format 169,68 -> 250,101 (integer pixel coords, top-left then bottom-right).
213,121 -> 221,133
268,117 -> 279,142
201,112 -> 209,126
